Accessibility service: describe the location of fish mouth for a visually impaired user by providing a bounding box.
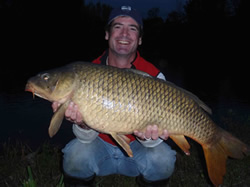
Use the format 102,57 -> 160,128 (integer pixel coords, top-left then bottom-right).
25,82 -> 47,99
25,82 -> 36,98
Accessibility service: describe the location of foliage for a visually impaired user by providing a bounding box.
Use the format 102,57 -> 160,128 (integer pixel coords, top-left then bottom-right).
0,142 -> 63,186
22,166 -> 36,187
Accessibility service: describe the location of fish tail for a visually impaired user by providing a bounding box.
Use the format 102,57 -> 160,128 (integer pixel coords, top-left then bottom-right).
202,128 -> 250,187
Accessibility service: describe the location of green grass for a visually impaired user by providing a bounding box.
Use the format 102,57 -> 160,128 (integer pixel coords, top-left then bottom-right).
0,141 -> 63,186
1,107 -> 250,187
22,166 -> 36,187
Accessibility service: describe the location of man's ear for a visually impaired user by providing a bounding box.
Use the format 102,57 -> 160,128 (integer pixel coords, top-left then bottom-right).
105,31 -> 109,40
139,37 -> 142,45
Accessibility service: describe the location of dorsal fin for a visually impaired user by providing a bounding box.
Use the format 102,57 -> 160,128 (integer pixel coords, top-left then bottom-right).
127,67 -> 212,114
164,80 -> 212,114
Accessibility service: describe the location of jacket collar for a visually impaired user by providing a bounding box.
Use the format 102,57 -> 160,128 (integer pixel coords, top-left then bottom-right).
99,50 -> 139,69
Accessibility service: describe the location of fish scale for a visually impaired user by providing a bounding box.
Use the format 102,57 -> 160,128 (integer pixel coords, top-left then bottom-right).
25,61 -> 250,187
70,63 -> 215,142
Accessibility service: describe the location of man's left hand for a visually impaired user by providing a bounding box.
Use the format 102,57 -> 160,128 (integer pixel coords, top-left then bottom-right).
134,125 -> 169,141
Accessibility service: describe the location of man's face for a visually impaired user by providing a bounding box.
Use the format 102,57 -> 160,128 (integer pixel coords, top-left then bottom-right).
105,16 -> 142,56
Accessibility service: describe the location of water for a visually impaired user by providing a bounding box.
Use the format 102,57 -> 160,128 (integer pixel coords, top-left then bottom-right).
0,92 -> 74,148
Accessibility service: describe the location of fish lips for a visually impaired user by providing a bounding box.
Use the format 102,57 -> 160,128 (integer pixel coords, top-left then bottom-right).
25,81 -> 48,100
25,82 -> 36,98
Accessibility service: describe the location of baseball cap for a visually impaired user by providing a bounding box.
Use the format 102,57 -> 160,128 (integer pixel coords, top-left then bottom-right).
108,6 -> 143,28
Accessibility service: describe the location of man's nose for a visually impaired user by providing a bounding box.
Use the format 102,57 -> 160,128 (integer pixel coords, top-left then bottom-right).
121,27 -> 129,37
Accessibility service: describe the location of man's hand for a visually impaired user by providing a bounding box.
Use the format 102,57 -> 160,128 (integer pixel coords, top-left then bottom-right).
134,125 -> 169,141
52,101 -> 89,129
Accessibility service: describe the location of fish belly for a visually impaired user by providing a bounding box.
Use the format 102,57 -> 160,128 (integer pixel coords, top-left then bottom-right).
72,64 -> 216,144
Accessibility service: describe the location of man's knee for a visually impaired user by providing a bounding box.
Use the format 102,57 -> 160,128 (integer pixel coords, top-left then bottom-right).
62,139 -> 100,178
143,142 -> 176,181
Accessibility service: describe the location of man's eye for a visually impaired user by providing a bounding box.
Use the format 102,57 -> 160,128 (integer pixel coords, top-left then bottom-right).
114,26 -> 121,29
130,27 -> 138,32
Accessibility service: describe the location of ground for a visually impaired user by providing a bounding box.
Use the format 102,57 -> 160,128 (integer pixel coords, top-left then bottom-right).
0,104 -> 250,187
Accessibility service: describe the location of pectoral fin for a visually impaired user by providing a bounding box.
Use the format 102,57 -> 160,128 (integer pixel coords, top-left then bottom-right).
110,132 -> 133,157
170,135 -> 191,155
48,101 -> 70,137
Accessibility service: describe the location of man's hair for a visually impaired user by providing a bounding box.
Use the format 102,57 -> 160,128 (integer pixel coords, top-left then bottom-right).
105,19 -> 143,38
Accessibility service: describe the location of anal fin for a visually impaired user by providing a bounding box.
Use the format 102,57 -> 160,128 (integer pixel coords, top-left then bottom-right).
170,135 -> 191,155
48,101 -> 70,137
110,133 -> 133,157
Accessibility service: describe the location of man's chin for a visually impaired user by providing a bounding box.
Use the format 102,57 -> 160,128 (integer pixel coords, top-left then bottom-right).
116,48 -> 131,55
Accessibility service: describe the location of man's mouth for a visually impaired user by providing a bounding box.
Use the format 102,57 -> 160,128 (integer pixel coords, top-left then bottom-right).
118,40 -> 129,45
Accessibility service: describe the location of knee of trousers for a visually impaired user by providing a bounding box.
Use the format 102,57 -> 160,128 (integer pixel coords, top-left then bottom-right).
141,143 -> 176,181
62,139 -> 101,178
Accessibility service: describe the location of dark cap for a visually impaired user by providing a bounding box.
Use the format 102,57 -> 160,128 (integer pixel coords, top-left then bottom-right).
108,6 -> 143,28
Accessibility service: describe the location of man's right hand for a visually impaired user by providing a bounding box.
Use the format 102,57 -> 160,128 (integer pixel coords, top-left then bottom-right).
52,101 -> 90,129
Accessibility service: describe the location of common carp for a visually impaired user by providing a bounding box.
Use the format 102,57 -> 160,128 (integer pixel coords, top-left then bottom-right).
25,61 -> 250,186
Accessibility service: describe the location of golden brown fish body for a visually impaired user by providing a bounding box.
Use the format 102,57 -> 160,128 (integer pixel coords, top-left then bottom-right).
70,63 -> 215,142
25,61 -> 250,187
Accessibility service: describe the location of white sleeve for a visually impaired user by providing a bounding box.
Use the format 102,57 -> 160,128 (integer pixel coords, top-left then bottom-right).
136,137 -> 163,147
157,72 -> 166,81
72,124 -> 99,143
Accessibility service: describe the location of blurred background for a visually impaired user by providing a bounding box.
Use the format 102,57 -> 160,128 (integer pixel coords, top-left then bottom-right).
1,0 -> 249,147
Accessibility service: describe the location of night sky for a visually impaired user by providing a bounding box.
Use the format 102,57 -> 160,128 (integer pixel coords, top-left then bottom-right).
85,0 -> 188,19
0,0 -> 249,145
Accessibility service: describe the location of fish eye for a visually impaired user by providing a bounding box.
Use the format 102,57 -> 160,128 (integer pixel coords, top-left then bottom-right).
41,73 -> 50,81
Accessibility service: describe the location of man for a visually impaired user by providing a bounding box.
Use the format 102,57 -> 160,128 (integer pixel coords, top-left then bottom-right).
53,6 -> 176,187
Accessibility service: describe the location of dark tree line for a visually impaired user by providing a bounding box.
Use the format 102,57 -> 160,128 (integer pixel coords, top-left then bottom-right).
1,0 -> 249,103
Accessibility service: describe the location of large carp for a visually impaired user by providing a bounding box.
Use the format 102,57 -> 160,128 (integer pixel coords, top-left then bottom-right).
25,61 -> 250,186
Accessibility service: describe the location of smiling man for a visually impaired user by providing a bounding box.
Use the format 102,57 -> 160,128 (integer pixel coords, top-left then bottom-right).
53,6 -> 176,187
106,17 -> 142,64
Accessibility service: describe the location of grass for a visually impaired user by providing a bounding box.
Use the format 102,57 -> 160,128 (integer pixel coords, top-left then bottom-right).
0,107 -> 250,187
22,166 -> 36,187
0,141 -> 63,186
